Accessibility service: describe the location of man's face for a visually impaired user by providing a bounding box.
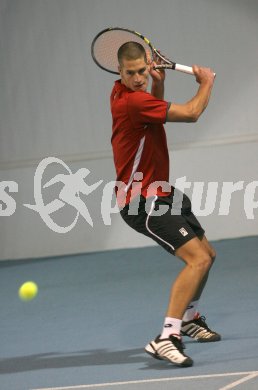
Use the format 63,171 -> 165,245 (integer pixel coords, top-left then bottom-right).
119,56 -> 150,92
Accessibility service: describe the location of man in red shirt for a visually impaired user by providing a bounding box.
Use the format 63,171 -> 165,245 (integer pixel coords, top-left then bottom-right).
110,42 -> 220,367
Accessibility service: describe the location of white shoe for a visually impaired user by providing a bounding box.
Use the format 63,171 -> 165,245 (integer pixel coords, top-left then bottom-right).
145,335 -> 193,367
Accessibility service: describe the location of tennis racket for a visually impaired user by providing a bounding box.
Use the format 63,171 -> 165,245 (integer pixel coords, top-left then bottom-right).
91,27 -> 195,76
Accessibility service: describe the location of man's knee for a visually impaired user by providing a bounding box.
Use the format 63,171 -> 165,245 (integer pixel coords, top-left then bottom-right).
194,252 -> 213,273
176,237 -> 215,271
180,249 -> 213,273
210,248 -> 216,264
200,236 -> 216,263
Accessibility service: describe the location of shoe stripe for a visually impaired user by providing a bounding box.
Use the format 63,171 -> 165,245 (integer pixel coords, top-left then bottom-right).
146,338 -> 193,366
158,345 -> 177,354
182,323 -> 220,340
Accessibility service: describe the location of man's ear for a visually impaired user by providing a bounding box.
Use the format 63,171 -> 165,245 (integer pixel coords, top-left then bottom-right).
118,65 -> 122,75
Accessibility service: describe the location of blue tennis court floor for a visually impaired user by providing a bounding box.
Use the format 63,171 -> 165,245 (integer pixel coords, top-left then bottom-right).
0,236 -> 258,390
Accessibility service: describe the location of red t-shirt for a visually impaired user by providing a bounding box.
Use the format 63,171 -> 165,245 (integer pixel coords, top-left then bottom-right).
110,80 -> 172,207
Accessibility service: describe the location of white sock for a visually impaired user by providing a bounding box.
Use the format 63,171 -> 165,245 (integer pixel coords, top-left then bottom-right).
182,300 -> 199,322
160,317 -> 182,339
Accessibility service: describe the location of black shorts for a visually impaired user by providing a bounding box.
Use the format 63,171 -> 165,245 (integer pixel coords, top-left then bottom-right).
120,189 -> 205,255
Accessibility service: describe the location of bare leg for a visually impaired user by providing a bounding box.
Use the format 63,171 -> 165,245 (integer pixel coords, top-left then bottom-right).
165,237 -> 213,319
191,236 -> 216,301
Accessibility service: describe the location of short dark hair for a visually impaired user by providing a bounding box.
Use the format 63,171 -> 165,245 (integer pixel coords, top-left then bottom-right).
117,41 -> 147,66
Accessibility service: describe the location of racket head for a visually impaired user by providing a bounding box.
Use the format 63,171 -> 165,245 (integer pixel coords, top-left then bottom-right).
91,27 -> 154,74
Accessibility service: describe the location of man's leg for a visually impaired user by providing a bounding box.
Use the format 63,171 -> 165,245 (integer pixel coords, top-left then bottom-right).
159,235 -> 220,343
181,236 -> 216,321
176,236 -> 221,342
145,236 -> 212,367
189,235 -> 216,302
165,236 -> 213,319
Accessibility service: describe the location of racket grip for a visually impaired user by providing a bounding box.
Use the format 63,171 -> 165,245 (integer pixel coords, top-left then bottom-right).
154,63 -> 194,75
175,64 -> 194,75
176,64 -> 216,77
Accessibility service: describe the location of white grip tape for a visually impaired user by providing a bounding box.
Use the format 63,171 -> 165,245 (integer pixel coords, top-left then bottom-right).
175,63 -> 194,75
176,64 -> 216,77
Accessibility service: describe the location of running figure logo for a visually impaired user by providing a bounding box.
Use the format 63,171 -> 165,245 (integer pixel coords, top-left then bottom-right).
24,157 -> 103,233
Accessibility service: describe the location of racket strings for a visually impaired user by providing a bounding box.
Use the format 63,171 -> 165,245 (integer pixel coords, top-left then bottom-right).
92,29 -> 152,74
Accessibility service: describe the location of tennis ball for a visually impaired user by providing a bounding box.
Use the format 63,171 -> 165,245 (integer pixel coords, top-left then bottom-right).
18,281 -> 38,301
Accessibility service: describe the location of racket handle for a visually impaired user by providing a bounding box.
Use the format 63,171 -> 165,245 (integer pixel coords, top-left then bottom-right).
175,64 -> 194,75
154,63 -> 216,77
176,63 -> 216,77
154,63 -> 193,73
154,63 -> 195,75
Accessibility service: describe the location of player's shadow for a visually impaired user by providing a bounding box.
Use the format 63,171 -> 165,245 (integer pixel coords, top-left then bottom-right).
0,348 -> 175,374
1,345 -> 257,374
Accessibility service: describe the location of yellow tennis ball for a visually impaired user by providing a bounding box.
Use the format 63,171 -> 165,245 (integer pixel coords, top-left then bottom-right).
18,281 -> 38,301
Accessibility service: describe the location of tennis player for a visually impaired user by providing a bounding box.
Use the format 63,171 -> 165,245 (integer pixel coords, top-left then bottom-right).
110,42 -> 220,367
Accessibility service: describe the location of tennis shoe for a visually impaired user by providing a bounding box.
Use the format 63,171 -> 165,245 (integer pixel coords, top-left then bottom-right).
145,335 -> 193,367
181,313 -> 221,342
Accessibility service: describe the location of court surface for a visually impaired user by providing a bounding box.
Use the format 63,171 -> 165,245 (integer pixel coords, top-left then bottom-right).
0,236 -> 258,390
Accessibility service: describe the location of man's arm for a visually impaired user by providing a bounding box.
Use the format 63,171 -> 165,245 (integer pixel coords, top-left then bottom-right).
167,65 -> 215,123
151,79 -> 164,100
149,57 -> 165,100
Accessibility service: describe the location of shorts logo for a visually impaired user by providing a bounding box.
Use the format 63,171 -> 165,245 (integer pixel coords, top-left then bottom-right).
179,227 -> 188,237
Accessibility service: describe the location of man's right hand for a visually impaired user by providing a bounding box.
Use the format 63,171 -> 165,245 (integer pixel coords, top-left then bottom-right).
192,65 -> 215,85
